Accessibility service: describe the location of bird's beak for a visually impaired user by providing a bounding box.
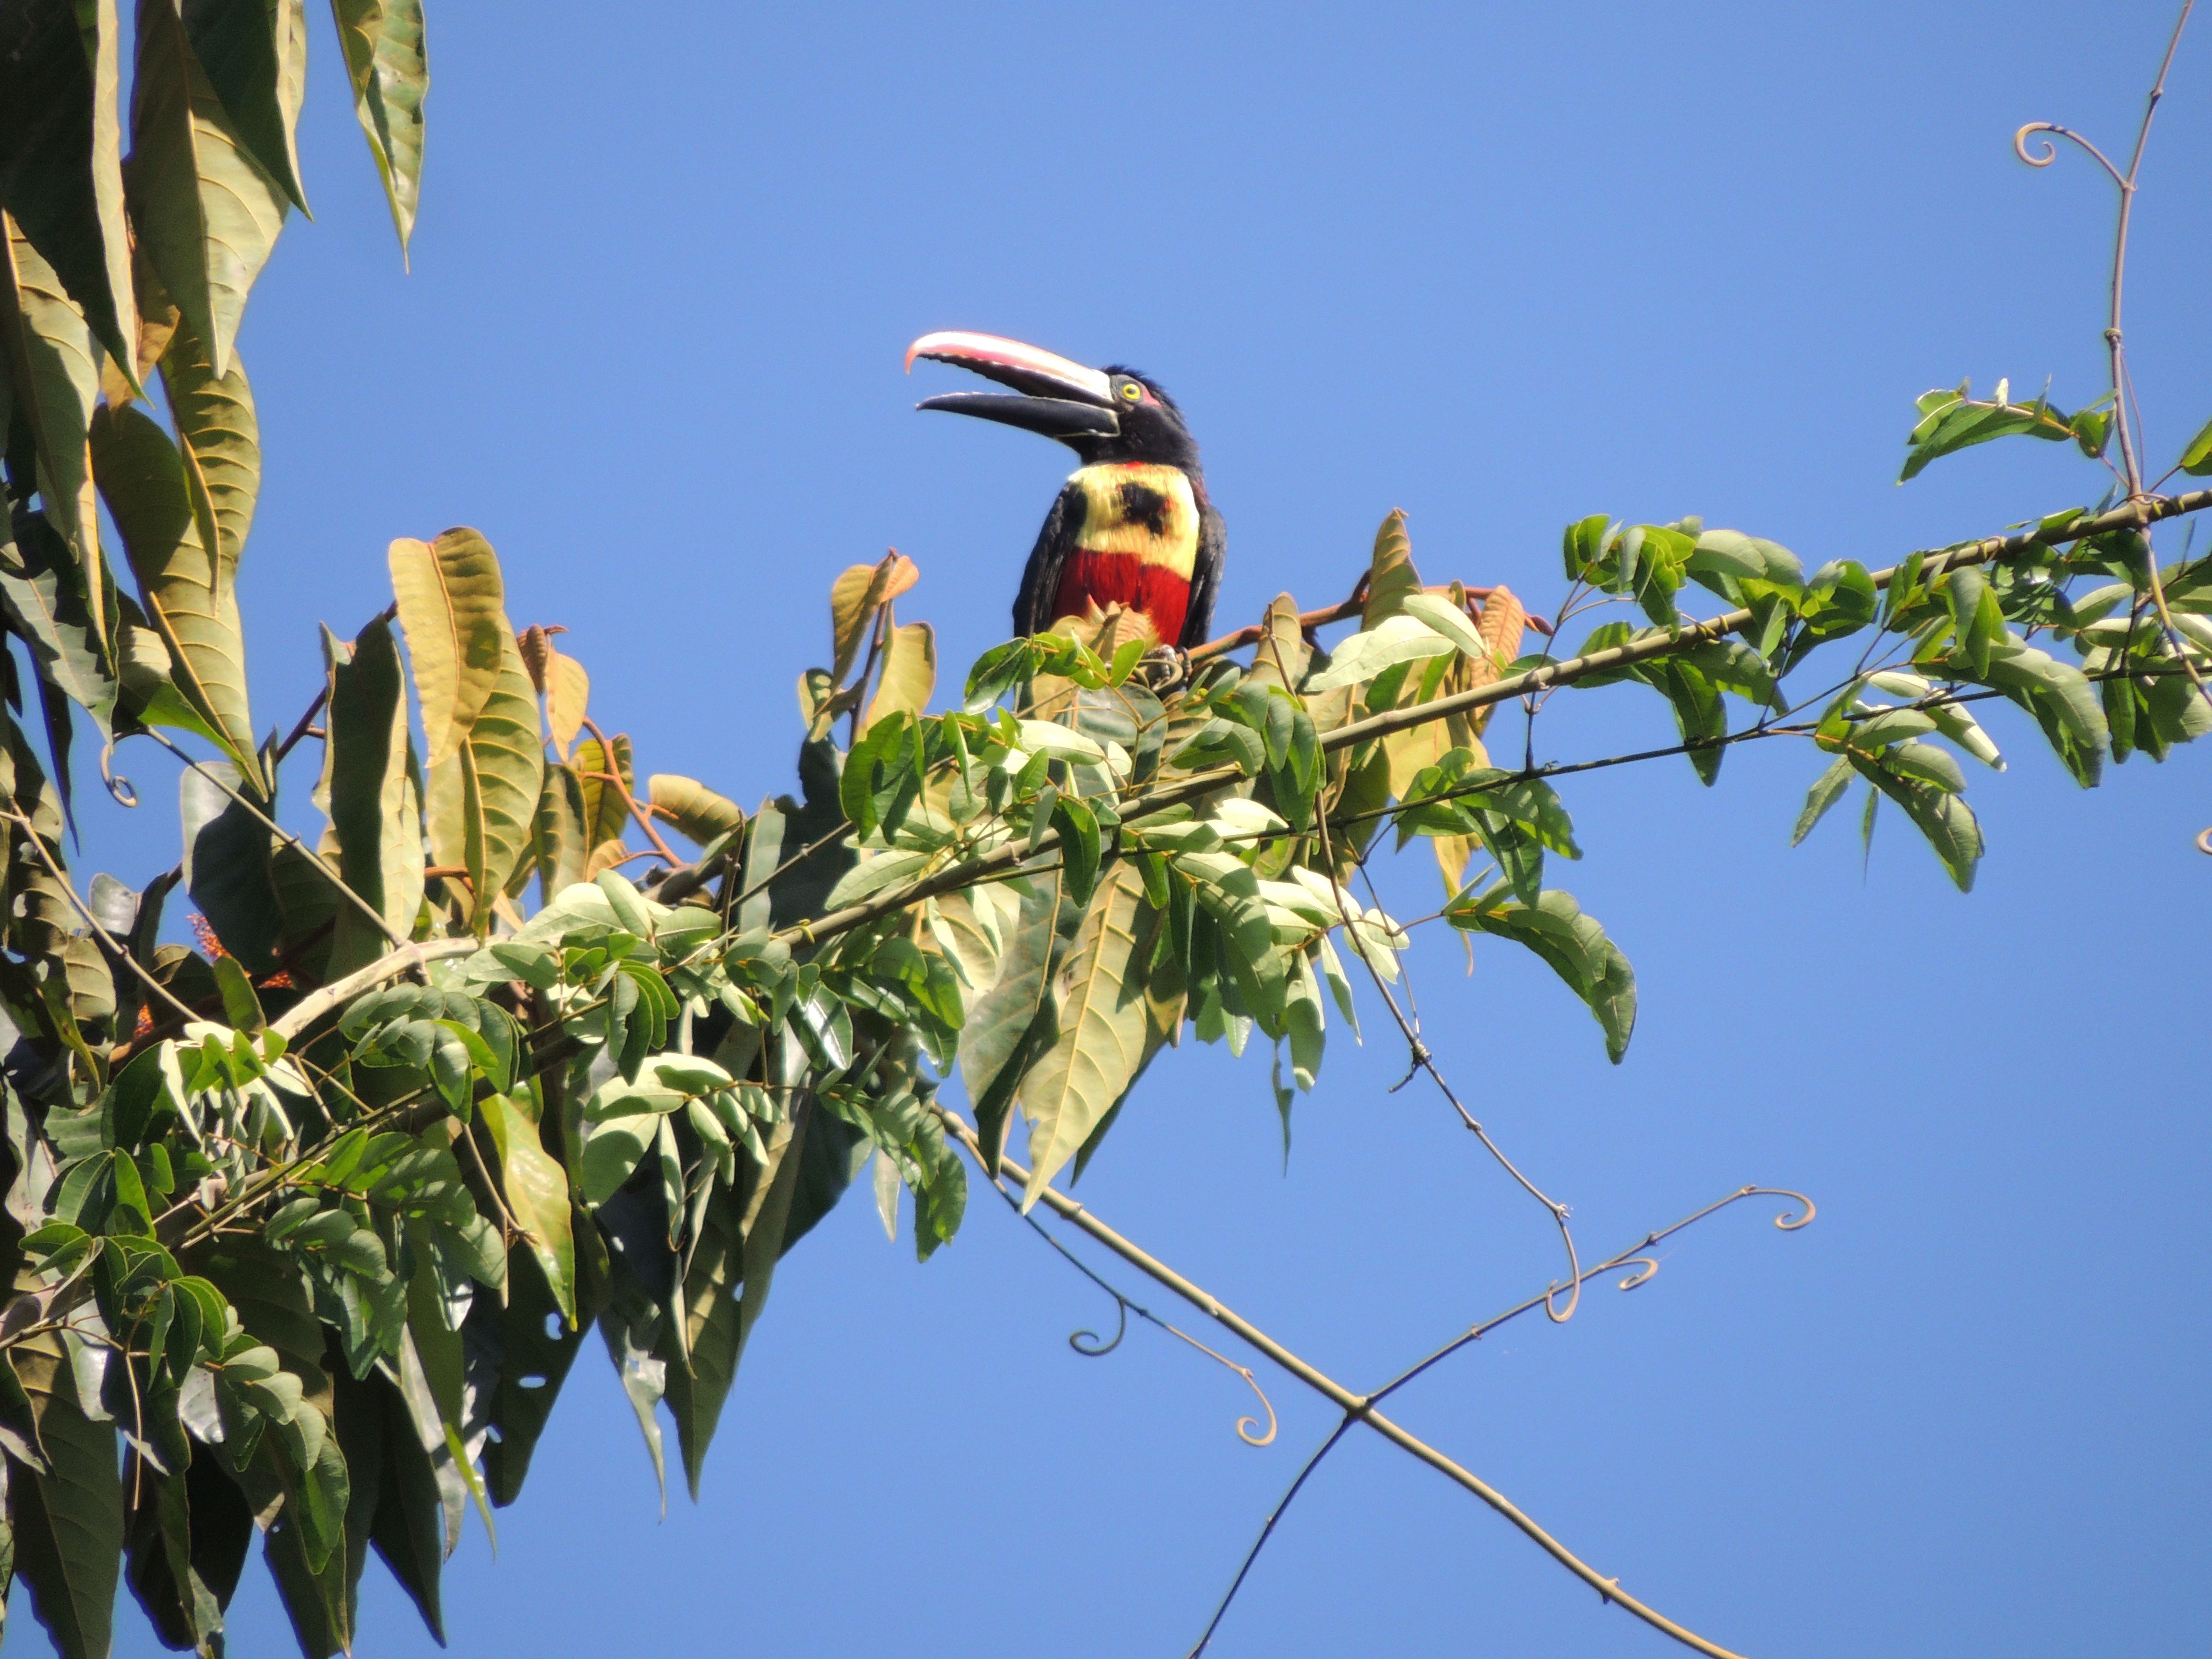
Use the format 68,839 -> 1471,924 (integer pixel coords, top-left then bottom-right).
906,330 -> 1122,440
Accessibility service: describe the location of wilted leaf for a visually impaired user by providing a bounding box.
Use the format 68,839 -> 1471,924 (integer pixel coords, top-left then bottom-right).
544,647 -> 588,760
1362,508 -> 1420,625
829,553 -> 918,685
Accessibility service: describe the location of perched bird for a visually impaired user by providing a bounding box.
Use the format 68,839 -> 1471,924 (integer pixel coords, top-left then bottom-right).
906,331 -> 1226,651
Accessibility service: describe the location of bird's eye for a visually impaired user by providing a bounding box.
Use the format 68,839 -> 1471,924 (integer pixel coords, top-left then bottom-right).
1119,382 -> 1142,401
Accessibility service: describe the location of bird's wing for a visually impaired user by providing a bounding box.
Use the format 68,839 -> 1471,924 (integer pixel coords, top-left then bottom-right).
1179,500 -> 1227,648
1014,481 -> 1085,637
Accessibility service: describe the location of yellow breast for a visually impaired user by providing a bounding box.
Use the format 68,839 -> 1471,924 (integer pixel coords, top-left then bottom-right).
1069,464 -> 1199,578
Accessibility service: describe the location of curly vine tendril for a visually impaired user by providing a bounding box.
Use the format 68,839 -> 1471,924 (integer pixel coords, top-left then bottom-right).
1069,1296 -> 1129,1357
1615,1257 -> 1660,1292
1016,1192 -> 1276,1447
2014,120 -> 2130,191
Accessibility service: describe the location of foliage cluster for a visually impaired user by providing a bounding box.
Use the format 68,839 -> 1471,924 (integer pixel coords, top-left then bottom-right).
0,4 -> 2205,1657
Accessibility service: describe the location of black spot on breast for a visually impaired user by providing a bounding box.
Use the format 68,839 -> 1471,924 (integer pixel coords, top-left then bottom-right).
1118,481 -> 1172,535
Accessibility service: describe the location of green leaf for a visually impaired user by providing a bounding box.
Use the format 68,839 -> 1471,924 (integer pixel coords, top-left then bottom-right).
1050,791 -> 1100,906
9,1331 -> 121,1659
1302,614 -> 1454,692
1899,379 -> 2077,483
1791,755 -> 1854,845
316,618 -> 422,974
0,508 -> 118,738
1,219 -> 108,594
1975,642 -> 2108,787
481,1094 -> 575,1328
180,759 -> 281,973
120,1458 -> 244,1655
158,307 -> 261,587
328,1358 -> 445,1645
90,403 -> 259,776
960,868 -> 1061,1171
389,528 -> 505,773
1849,752 -> 1982,890
329,0 -> 427,263
127,0 -> 289,380
182,0 -> 312,213
0,0 -> 140,372
1446,885 -> 1636,1062
1017,865 -> 1161,1206
2177,411 -> 2212,476
480,1242 -> 591,1512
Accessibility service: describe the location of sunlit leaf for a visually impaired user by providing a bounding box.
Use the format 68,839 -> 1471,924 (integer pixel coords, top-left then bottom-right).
329,0 -> 426,262
128,0 -> 289,379
1446,884 -> 1636,1062
863,619 -> 937,730
647,774 -> 744,850
390,528 -> 505,772
158,308 -> 260,587
183,0 -> 312,213
91,403 -> 259,777
1017,865 -> 1161,1207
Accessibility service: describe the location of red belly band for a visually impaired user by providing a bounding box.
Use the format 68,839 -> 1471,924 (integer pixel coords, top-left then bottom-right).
1052,550 -> 1191,645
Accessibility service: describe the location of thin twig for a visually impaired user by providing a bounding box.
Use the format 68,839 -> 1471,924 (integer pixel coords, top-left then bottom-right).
932,1104 -> 1771,1659
1187,1184 -> 1815,1655
577,717 -> 682,865
1,807 -> 203,1030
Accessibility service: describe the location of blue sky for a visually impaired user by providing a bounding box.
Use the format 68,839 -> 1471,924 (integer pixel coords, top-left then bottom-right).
84,2 -> 2211,1655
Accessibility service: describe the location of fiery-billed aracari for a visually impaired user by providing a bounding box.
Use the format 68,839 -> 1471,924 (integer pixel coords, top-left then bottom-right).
906,331 -> 1226,651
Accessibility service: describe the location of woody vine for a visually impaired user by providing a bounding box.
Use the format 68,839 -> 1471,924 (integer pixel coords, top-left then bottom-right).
0,4 -> 2205,1659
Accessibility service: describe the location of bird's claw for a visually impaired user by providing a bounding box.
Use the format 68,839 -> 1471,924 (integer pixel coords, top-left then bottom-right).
1132,644 -> 1191,696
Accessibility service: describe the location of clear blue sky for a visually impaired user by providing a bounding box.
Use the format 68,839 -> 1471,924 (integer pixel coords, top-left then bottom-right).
84,2 -> 2209,1655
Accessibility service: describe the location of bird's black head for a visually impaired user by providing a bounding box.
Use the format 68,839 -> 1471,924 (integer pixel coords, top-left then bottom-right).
906,332 -> 1201,471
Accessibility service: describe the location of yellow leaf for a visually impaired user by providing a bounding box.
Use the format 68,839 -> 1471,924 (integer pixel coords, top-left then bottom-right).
545,649 -> 589,760
389,528 -> 506,770
647,775 -> 744,848
829,552 -> 919,685
1361,508 -> 1421,627
863,620 -> 936,731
